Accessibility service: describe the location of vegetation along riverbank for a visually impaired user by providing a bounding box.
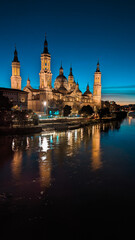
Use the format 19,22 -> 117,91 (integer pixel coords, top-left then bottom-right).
0,111 -> 127,135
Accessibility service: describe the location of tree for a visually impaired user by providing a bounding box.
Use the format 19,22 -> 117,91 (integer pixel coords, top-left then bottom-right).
32,113 -> 39,125
0,93 -> 13,126
55,99 -> 64,115
12,110 -> 28,126
63,105 -> 72,116
0,92 -> 13,111
98,107 -> 110,119
79,105 -> 94,116
12,110 -> 39,126
48,99 -> 56,108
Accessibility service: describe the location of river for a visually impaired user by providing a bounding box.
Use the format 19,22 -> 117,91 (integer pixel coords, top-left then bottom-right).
0,118 -> 135,238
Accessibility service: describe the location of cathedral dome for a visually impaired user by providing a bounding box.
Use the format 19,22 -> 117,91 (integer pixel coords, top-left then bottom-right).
54,75 -> 68,90
54,65 -> 68,90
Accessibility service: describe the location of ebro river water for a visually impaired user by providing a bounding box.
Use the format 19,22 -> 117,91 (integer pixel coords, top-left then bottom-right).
0,118 -> 135,238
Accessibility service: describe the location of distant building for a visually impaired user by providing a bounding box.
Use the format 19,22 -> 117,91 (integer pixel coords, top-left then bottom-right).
10,36 -> 102,114
101,100 -> 120,112
0,87 -> 28,110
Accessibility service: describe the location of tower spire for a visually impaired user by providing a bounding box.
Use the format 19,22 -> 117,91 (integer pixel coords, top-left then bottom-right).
11,46 -> 22,90
13,45 -> 19,62
43,33 -> 49,54
87,83 -> 89,90
60,61 -> 63,75
40,34 -> 52,89
96,59 -> 100,72
68,64 -> 75,91
93,60 -> 101,108
27,75 -> 31,87
69,65 -> 73,76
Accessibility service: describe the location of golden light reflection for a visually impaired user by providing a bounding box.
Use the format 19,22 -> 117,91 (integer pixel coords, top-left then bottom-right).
66,129 -> 82,156
74,129 -> 78,142
91,125 -> 102,171
128,117 -> 132,125
12,138 -> 17,151
81,128 -> 84,140
11,151 -> 22,179
68,131 -> 73,146
26,137 -> 30,149
39,136 -> 51,188
39,153 -> 51,188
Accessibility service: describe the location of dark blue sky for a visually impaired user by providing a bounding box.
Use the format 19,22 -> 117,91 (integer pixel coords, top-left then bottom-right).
0,0 -> 135,104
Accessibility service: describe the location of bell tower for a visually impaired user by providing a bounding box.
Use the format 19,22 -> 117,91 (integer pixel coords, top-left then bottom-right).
68,66 -> 75,91
93,61 -> 101,108
11,47 -> 22,90
39,34 -> 52,89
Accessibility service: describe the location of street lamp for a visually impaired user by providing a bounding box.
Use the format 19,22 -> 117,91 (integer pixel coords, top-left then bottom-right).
43,101 -> 47,115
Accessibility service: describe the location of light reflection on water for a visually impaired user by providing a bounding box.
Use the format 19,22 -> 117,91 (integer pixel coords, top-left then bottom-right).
91,125 -> 101,171
0,120 -> 125,196
1,118 -> 135,234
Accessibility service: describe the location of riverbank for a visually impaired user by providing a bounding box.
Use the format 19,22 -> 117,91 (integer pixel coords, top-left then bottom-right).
39,116 -> 122,131
0,112 -> 127,135
0,126 -> 42,135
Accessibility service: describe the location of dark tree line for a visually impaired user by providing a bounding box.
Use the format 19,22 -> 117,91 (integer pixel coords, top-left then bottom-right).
79,105 -> 94,116
0,93 -> 39,126
0,93 -> 13,111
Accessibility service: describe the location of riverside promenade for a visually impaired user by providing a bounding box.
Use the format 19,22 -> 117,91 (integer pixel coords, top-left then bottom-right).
0,112 -> 127,135
39,116 -> 115,131
0,117 -> 91,135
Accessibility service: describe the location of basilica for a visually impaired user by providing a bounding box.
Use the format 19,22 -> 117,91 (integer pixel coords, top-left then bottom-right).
10,36 -> 102,114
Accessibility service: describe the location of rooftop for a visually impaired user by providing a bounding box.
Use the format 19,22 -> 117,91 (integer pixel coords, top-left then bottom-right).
0,87 -> 28,94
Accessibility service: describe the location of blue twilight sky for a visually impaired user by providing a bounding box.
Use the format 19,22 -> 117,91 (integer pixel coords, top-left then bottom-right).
0,0 -> 135,105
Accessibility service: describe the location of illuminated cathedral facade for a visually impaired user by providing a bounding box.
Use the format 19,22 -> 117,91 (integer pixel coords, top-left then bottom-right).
11,36 -> 102,114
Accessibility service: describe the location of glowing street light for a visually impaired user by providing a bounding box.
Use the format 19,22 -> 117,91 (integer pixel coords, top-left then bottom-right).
43,101 -> 47,115
43,101 -> 46,107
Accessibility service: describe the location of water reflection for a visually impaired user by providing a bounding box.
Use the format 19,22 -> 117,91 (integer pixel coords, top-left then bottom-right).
91,125 -> 101,170
0,120 -> 124,193
1,117 -> 135,234
11,151 -> 23,180
39,151 -> 51,188
128,117 -> 132,125
39,136 -> 51,188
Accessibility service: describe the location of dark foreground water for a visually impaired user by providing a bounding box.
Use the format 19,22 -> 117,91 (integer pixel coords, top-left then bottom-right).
0,118 -> 135,238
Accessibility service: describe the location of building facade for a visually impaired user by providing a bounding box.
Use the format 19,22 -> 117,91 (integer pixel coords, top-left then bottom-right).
11,36 -> 102,114
0,87 -> 28,110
